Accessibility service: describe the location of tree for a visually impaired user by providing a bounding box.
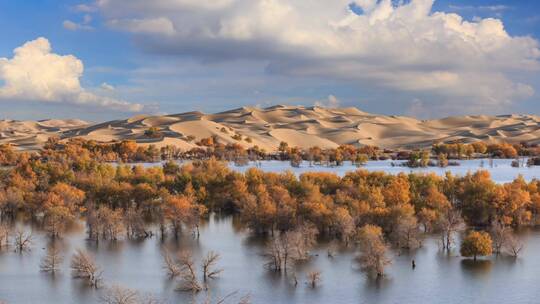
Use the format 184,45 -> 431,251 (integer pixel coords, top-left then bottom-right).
437,153 -> 448,168
489,221 -> 508,255
71,249 -> 102,288
100,285 -> 138,304
176,251 -> 202,292
395,213 -> 421,250
306,271 -> 321,288
0,223 -> 9,249
460,231 -> 493,261
436,208 -> 463,250
40,245 -> 63,274
503,231 -> 523,257
202,251 -> 223,281
162,249 -> 181,278
14,229 -> 32,253
100,285 -> 162,304
356,225 -> 391,277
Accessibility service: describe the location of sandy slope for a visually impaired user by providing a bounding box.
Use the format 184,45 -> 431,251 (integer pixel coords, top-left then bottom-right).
2,105 -> 540,151
0,119 -> 89,151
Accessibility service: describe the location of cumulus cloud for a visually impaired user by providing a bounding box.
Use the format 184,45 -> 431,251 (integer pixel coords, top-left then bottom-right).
93,0 -> 540,111
0,37 -> 144,112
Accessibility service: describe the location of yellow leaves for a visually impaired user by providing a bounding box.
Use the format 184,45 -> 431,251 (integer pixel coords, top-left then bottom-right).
460,231 -> 493,259
382,176 -> 410,207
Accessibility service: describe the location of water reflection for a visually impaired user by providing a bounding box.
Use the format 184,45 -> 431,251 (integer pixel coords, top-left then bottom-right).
2,216 -> 540,303
460,259 -> 493,278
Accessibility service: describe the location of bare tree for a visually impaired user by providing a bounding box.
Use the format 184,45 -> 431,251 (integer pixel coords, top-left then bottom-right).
162,250 -> 181,278
395,215 -> 421,250
40,245 -> 63,274
14,229 -> 32,253
490,221 -> 508,254
176,251 -> 202,292
263,236 -> 284,272
504,232 -> 524,257
100,285 -> 139,304
71,249 -> 102,288
124,207 -> 151,240
306,271 -> 321,288
436,208 -> 463,250
263,224 -> 318,272
0,223 -> 9,249
202,251 -> 223,280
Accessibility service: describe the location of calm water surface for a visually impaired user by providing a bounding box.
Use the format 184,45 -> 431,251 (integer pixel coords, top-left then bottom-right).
124,159 -> 540,183
2,160 -> 540,303
1,215 -> 540,304
229,159 -> 540,183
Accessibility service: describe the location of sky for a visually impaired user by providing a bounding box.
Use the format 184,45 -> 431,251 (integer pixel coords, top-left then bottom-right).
0,0 -> 539,121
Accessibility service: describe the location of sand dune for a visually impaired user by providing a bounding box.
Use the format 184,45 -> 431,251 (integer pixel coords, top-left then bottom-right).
2,106 -> 540,151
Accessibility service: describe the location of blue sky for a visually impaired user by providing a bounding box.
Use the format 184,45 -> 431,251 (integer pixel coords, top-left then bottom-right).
0,0 -> 539,121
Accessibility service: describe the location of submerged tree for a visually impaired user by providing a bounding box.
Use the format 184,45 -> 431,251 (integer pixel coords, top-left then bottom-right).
263,224 -> 318,272
162,250 -> 181,278
124,206 -> 151,240
0,223 -> 9,250
460,231 -> 493,261
176,251 -> 202,292
40,245 -> 63,274
100,285 -> 138,304
14,229 -> 32,253
202,251 -> 223,281
71,249 -> 102,288
356,225 -> 391,277
436,208 -> 464,250
100,285 -> 163,304
504,232 -> 524,257
306,271 -> 321,288
490,222 -> 509,255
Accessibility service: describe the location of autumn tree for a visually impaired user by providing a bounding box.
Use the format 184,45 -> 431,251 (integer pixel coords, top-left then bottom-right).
460,231 -> 493,261
356,225 -> 391,277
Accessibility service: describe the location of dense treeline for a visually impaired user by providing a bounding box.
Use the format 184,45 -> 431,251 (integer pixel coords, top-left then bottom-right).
1,141 -> 538,243
0,138 -> 536,284
2,135 -> 535,170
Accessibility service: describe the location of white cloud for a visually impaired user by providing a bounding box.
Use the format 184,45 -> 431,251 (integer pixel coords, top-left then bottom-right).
93,0 -> 540,111
100,82 -> 115,91
448,4 -> 511,12
0,37 -> 145,112
73,3 -> 98,13
63,20 -> 94,31
63,14 -> 94,31
107,17 -> 175,35
315,95 -> 341,108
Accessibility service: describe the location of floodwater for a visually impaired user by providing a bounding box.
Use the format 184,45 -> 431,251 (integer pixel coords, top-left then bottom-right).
229,159 -> 540,183
122,158 -> 540,183
1,215 -> 540,304
2,160 -> 540,303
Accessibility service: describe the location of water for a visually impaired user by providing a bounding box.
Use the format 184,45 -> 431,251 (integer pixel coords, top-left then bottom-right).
1,216 -> 540,304
121,159 -> 540,183
2,160 -> 540,303
229,159 -> 540,183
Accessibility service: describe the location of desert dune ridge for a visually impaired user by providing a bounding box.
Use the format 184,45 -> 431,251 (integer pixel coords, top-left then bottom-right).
1,105 -> 539,151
